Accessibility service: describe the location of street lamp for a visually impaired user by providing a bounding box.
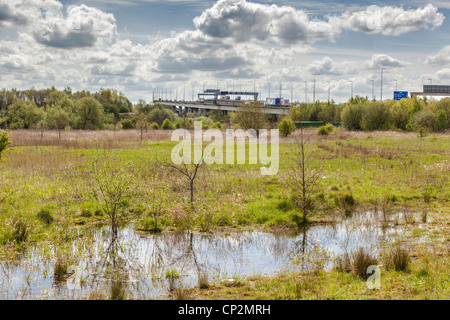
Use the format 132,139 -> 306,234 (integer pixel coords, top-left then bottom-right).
304,81 -> 308,103
394,79 -> 398,91
152,85 -> 162,102
327,81 -> 331,102
370,80 -> 375,101
349,80 -> 353,99
280,75 -> 287,99
381,67 -> 386,102
313,74 -> 320,103
203,80 -> 208,92
428,78 -> 432,85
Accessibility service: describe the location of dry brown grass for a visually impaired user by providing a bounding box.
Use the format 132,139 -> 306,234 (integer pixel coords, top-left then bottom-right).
9,130 -> 173,149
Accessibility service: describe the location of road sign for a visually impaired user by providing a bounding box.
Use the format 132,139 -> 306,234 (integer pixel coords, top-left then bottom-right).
394,91 -> 408,101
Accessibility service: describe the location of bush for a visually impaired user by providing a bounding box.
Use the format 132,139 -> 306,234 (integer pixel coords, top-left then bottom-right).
435,110 -> 448,132
161,119 -> 174,130
121,119 -> 134,129
36,207 -> 54,224
278,117 -> 296,137
148,106 -> 176,125
150,122 -> 160,130
0,130 -> 12,160
413,109 -> 436,132
353,247 -> 378,279
318,123 -> 333,135
342,103 -> 363,130
213,121 -> 222,129
361,102 -> 391,131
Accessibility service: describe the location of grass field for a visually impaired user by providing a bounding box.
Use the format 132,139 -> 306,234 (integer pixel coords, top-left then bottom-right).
0,128 -> 448,299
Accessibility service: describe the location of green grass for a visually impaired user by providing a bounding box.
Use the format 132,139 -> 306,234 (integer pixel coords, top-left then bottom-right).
0,131 -> 449,255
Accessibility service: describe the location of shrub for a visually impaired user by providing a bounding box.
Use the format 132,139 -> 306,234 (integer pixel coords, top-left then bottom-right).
213,121 -> 222,129
161,119 -> 174,130
150,122 -> 160,130
318,123 -> 333,135
353,247 -> 378,279
385,247 -> 411,272
36,207 -> 54,224
278,117 -> 296,137
342,103 -> 363,130
413,109 -> 436,132
361,102 -> 391,131
121,119 -> 134,129
435,110 -> 448,132
148,106 -> 176,125
0,130 -> 12,160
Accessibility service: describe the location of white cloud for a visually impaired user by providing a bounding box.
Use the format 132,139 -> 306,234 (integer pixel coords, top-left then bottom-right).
365,54 -> 410,69
336,4 -> 445,36
308,56 -> 357,75
436,68 -> 450,79
426,45 -> 450,65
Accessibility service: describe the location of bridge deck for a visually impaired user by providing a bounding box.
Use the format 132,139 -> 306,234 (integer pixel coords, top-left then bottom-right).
154,101 -> 290,115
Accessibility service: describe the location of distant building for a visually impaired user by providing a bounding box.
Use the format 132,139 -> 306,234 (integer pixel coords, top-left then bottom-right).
411,85 -> 450,100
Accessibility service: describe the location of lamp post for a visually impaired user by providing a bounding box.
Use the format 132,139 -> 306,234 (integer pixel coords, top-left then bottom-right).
313,74 -> 320,103
327,81 -> 331,102
394,79 -> 398,91
428,78 -> 432,85
290,82 -> 293,103
381,67 -> 386,103
152,85 -> 162,102
203,80 -> 208,92
370,80 -> 374,101
304,81 -> 307,103
280,75 -> 286,99
349,80 -> 353,99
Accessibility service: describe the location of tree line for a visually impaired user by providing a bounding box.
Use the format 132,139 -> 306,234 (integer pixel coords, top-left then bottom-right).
288,96 -> 449,132
0,87 -> 133,133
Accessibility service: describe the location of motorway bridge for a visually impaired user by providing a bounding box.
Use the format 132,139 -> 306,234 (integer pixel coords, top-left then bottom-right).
154,100 -> 290,116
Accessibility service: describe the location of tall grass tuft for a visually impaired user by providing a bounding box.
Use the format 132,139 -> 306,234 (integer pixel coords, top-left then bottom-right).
352,247 -> 378,279
385,247 -> 411,272
36,207 -> 54,224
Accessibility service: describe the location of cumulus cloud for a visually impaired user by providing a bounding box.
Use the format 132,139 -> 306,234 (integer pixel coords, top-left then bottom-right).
193,0 -> 339,44
426,45 -> 450,65
365,54 -> 410,69
436,68 -> 450,79
337,4 -> 444,35
308,56 -> 357,75
193,0 -> 444,45
33,5 -> 117,49
0,2 -> 28,26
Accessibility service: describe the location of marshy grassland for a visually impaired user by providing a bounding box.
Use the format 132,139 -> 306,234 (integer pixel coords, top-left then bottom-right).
0,128 -> 448,300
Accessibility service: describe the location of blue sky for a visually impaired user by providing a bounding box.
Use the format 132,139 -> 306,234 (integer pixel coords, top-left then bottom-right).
1,0 -> 450,103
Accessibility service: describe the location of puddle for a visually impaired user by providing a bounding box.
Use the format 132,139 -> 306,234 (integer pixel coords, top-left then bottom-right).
0,211 -> 408,300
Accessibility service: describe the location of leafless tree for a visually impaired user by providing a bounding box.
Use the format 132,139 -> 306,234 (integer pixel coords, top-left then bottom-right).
159,146 -> 205,210
284,126 -> 322,224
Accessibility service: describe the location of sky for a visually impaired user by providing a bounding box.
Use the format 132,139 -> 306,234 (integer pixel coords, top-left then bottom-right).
1,0 -> 450,103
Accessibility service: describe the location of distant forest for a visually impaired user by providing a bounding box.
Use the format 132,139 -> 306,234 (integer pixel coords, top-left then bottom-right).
0,87 -> 135,131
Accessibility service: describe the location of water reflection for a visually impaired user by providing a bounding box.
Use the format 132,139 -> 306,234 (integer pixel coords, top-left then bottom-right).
0,211 -> 404,300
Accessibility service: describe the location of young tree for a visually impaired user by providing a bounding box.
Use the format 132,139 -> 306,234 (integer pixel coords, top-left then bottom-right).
230,101 -> 269,136
161,145 -> 205,210
0,130 -> 12,161
142,163 -> 169,232
135,113 -> 150,142
91,150 -> 136,240
47,105 -> 69,140
284,126 -> 322,224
